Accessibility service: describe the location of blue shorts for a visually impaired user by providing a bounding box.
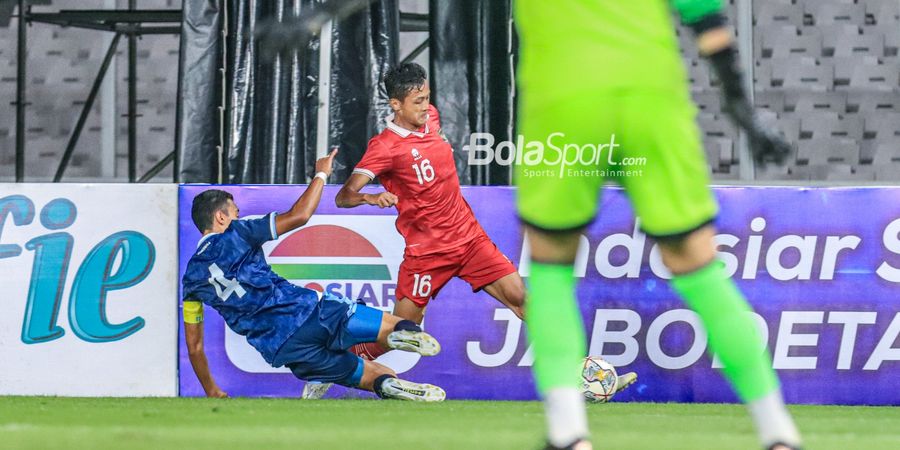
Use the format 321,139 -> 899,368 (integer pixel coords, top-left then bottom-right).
273,293 -> 383,387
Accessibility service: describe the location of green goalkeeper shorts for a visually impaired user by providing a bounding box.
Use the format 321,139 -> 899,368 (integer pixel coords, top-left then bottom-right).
515,87 -> 719,238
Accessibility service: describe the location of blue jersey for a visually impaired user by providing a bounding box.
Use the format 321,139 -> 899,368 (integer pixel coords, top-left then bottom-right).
181,213 -> 318,365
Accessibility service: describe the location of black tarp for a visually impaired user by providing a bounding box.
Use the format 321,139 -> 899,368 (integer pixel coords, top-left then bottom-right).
224,0 -> 320,184
177,0 -> 222,183
328,1 -> 398,182
177,0 -> 514,185
177,0 -> 398,184
429,0 -> 516,186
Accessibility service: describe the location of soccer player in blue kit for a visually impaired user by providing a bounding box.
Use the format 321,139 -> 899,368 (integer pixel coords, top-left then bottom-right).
181,150 -> 445,401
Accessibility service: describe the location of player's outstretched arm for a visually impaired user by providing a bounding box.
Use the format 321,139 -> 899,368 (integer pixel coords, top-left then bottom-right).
676,1 -> 791,166
274,149 -> 337,236
335,173 -> 398,209
183,307 -> 227,398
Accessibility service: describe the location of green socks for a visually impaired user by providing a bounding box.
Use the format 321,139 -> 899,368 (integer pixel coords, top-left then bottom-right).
671,261 -> 779,402
527,262 -> 586,393
527,258 -> 779,403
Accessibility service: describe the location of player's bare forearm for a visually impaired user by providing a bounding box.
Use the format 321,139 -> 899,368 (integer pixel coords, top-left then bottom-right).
335,189 -> 374,208
184,322 -> 227,398
336,173 -> 398,209
276,178 -> 325,234
275,149 -> 337,235
336,173 -> 374,208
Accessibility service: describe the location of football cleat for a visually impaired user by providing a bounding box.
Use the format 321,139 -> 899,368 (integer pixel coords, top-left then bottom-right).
544,439 -> 593,450
614,371 -> 638,395
301,382 -> 333,400
381,378 -> 446,402
387,330 -> 441,356
767,443 -> 802,450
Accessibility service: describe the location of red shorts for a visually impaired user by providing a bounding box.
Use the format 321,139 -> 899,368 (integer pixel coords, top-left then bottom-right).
396,235 -> 518,307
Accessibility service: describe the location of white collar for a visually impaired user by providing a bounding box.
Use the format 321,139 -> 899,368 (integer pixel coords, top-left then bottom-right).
385,113 -> 429,138
196,232 -> 219,249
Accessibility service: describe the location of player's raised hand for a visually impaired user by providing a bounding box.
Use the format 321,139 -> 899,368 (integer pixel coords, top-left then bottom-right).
696,34 -> 791,168
723,98 -> 792,166
254,0 -> 378,61
315,148 -> 339,177
369,191 -> 399,208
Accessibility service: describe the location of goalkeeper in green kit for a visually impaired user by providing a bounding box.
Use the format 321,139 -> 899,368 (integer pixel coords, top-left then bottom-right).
515,1 -> 801,449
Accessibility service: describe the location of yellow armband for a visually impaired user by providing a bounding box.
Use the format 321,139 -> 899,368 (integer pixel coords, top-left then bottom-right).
183,300 -> 204,324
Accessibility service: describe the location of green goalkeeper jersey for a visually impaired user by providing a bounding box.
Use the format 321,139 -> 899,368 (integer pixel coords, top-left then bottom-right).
514,0 -> 722,98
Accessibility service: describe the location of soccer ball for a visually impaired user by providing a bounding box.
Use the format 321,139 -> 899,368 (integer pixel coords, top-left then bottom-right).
581,356 -> 618,403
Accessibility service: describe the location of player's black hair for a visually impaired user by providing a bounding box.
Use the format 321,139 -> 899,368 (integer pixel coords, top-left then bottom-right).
384,62 -> 427,101
191,189 -> 234,233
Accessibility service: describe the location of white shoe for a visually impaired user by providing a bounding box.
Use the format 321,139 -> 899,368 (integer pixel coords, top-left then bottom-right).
380,378 -> 446,402
387,330 -> 441,356
302,382 -> 333,399
614,372 -> 637,395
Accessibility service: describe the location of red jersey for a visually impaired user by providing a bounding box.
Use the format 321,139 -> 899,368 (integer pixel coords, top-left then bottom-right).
353,105 -> 485,256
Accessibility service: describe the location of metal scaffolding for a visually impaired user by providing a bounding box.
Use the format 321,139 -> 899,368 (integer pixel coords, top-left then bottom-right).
13,3 -> 182,182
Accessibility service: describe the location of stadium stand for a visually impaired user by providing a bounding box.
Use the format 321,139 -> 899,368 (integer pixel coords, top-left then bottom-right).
744,0 -> 900,181
1,0 -> 897,182
0,0 -> 179,181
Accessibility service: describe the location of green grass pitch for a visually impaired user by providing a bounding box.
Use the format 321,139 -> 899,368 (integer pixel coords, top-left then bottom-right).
1,397 -> 898,449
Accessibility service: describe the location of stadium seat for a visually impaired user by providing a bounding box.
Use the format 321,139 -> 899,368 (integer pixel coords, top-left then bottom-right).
688,63 -> 712,92
860,138 -> 900,162
805,2 -> 866,26
797,138 -> 860,164
754,62 -> 774,90
676,27 -> 700,60
767,34 -> 823,59
793,163 -> 855,180
775,114 -> 803,142
804,24 -> 860,56
755,162 -> 792,181
862,0 -> 900,24
755,24 -> 799,59
766,170 -> 814,181
755,3 -> 805,27
770,57 -> 834,92
864,113 -> 900,140
863,24 -> 900,56
847,91 -> 900,112
830,55 -> 881,86
781,62 -> 834,91
785,90 -> 847,113
754,90 -> 787,112
833,34 -> 885,57
704,137 -> 735,171
875,165 -> 900,181
800,113 -> 863,140
697,114 -> 738,140
692,91 -> 722,115
829,167 -> 877,181
764,56 -> 817,85
861,141 -> 900,181
845,64 -> 899,91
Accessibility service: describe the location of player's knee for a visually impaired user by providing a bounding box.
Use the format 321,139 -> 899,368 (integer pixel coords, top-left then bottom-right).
656,226 -> 717,274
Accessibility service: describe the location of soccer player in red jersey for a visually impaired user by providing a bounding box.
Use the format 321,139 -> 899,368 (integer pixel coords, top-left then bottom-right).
335,63 -> 526,361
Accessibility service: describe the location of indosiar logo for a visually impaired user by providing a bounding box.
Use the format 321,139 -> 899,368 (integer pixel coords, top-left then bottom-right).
268,223 -> 396,307
270,217 -> 418,373
224,214 -> 411,374
0,195 -> 155,344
